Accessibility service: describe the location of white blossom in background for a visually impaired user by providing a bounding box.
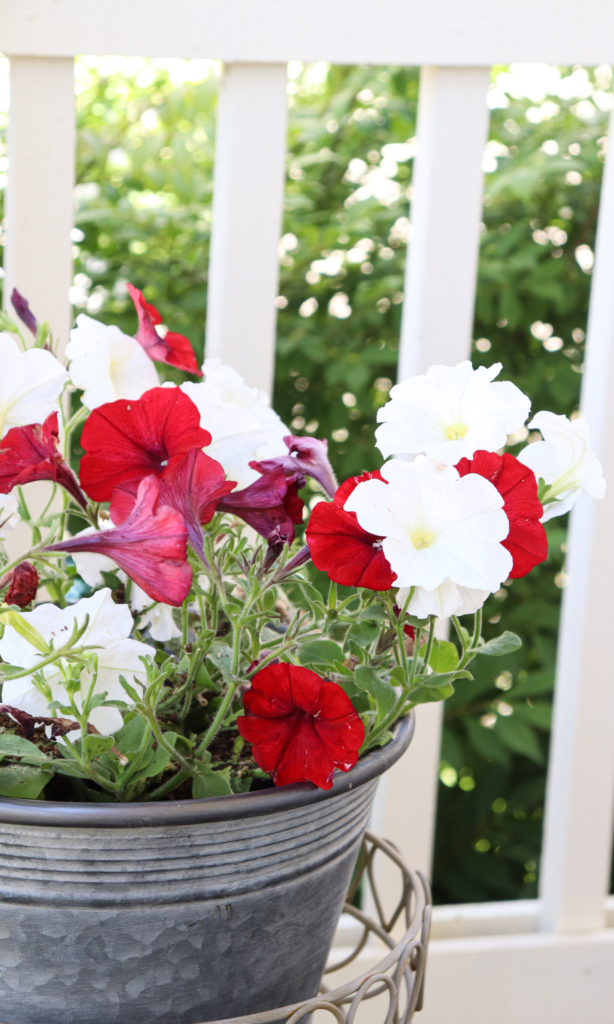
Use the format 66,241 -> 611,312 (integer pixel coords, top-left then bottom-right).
0,334 -> 69,438
0,589 -> 154,735
66,315 -> 159,410
518,411 -> 606,521
344,457 -> 512,593
179,359 -> 288,488
0,493 -> 21,540
70,527 -> 180,642
375,361 -> 531,464
397,580 -> 491,620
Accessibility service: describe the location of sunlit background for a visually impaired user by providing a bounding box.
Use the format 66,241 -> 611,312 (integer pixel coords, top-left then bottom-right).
0,55 -> 611,905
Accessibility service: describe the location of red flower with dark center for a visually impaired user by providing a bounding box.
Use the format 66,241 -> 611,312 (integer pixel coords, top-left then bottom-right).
251,434 -> 338,499
110,448 -> 235,563
455,450 -> 547,579
237,663 -> 364,790
0,413 -> 86,508
127,283 -> 202,377
306,470 -> 397,590
79,387 -> 211,502
217,468 -> 304,545
46,476 -> 192,606
1,562 -> 39,608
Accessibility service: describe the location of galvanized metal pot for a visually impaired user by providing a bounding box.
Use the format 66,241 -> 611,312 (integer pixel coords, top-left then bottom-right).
0,715 -> 413,1024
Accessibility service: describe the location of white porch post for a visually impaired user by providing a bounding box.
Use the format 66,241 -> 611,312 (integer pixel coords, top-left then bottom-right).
205,62 -> 288,395
374,67 -> 491,898
398,65 -> 491,380
539,102 -> 614,934
3,56 -> 75,354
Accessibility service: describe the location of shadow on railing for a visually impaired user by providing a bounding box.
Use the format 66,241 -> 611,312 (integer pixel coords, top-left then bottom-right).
207,831 -> 432,1024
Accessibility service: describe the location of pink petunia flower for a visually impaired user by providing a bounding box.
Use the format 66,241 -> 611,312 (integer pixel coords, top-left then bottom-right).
251,434 -> 338,499
46,476 -> 192,606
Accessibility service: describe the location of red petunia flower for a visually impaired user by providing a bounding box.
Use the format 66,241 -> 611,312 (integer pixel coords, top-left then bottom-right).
110,448 -> 235,562
1,562 -> 39,608
251,435 -> 338,499
217,468 -> 304,545
237,663 -> 364,790
79,387 -> 211,502
0,413 -> 87,508
455,450 -> 547,579
306,470 -> 397,590
46,476 -> 192,606
127,283 -> 202,377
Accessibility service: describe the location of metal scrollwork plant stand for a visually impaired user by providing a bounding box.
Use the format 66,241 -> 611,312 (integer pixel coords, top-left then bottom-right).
207,831 -> 432,1024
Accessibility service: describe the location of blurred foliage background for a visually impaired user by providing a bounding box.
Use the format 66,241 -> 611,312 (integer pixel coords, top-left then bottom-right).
0,55 -> 612,903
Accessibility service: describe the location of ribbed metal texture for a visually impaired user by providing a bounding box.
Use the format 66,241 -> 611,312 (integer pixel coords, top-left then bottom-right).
0,718 -> 413,1024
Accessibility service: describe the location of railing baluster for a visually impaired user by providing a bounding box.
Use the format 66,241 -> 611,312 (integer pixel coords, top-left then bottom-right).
539,101 -> 614,934
3,56 -> 75,354
374,68 -> 491,896
399,65 -> 491,378
205,62 -> 288,394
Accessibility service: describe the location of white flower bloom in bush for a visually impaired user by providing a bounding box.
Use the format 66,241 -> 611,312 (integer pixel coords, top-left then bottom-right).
70,527 -> 180,642
518,411 -> 606,521
0,589 -> 154,734
344,457 -> 512,592
397,580 -> 491,620
375,361 -> 531,464
0,334 -> 69,438
0,492 -> 21,539
66,315 -> 159,410
179,359 -> 288,488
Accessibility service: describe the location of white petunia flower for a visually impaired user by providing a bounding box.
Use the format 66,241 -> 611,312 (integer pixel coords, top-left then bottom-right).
0,589 -> 154,734
70,528 -> 180,642
130,582 -> 181,642
397,580 -> 490,620
518,411 -> 606,521
0,492 -> 21,540
178,359 -> 288,488
375,361 -> 531,465
344,457 -> 512,592
66,314 -> 159,410
0,334 -> 69,438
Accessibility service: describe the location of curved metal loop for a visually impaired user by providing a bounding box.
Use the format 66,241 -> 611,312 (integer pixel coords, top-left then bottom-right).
286,1001 -> 346,1024
346,974 -> 397,1024
204,830 -> 431,1024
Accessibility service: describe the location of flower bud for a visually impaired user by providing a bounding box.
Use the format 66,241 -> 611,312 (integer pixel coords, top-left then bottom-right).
3,562 -> 39,609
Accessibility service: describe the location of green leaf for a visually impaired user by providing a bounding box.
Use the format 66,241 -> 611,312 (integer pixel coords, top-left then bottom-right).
410,683 -> 455,703
359,605 -> 387,622
347,620 -> 380,645
429,639 -> 459,673
83,734 -> 115,760
411,670 -> 472,689
390,665 -> 409,688
192,766 -> 232,798
207,642 -> 235,680
130,733 -> 178,781
354,665 -> 396,719
118,675 -> 140,703
463,717 -> 512,768
0,734 -> 44,759
494,716 -> 544,764
298,639 -> 344,665
510,702 -> 552,731
50,761 -> 91,779
0,610 -> 50,654
476,632 -> 522,657
0,765 -> 52,799
114,715 -> 148,755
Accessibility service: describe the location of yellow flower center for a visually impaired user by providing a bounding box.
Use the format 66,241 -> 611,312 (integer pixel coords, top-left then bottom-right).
444,421 -> 468,440
411,526 -> 436,550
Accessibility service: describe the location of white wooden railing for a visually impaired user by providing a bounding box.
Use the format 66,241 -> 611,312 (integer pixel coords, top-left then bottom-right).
1,3 -> 614,1020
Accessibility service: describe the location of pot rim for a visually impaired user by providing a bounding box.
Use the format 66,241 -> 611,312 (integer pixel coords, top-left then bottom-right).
0,714 -> 414,828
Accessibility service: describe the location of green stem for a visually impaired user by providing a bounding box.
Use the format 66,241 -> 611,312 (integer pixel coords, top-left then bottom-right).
195,679 -> 238,758
422,617 -> 436,669
144,768 -> 190,802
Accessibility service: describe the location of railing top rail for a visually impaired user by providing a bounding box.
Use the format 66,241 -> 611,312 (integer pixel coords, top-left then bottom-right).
2,0 -> 614,65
